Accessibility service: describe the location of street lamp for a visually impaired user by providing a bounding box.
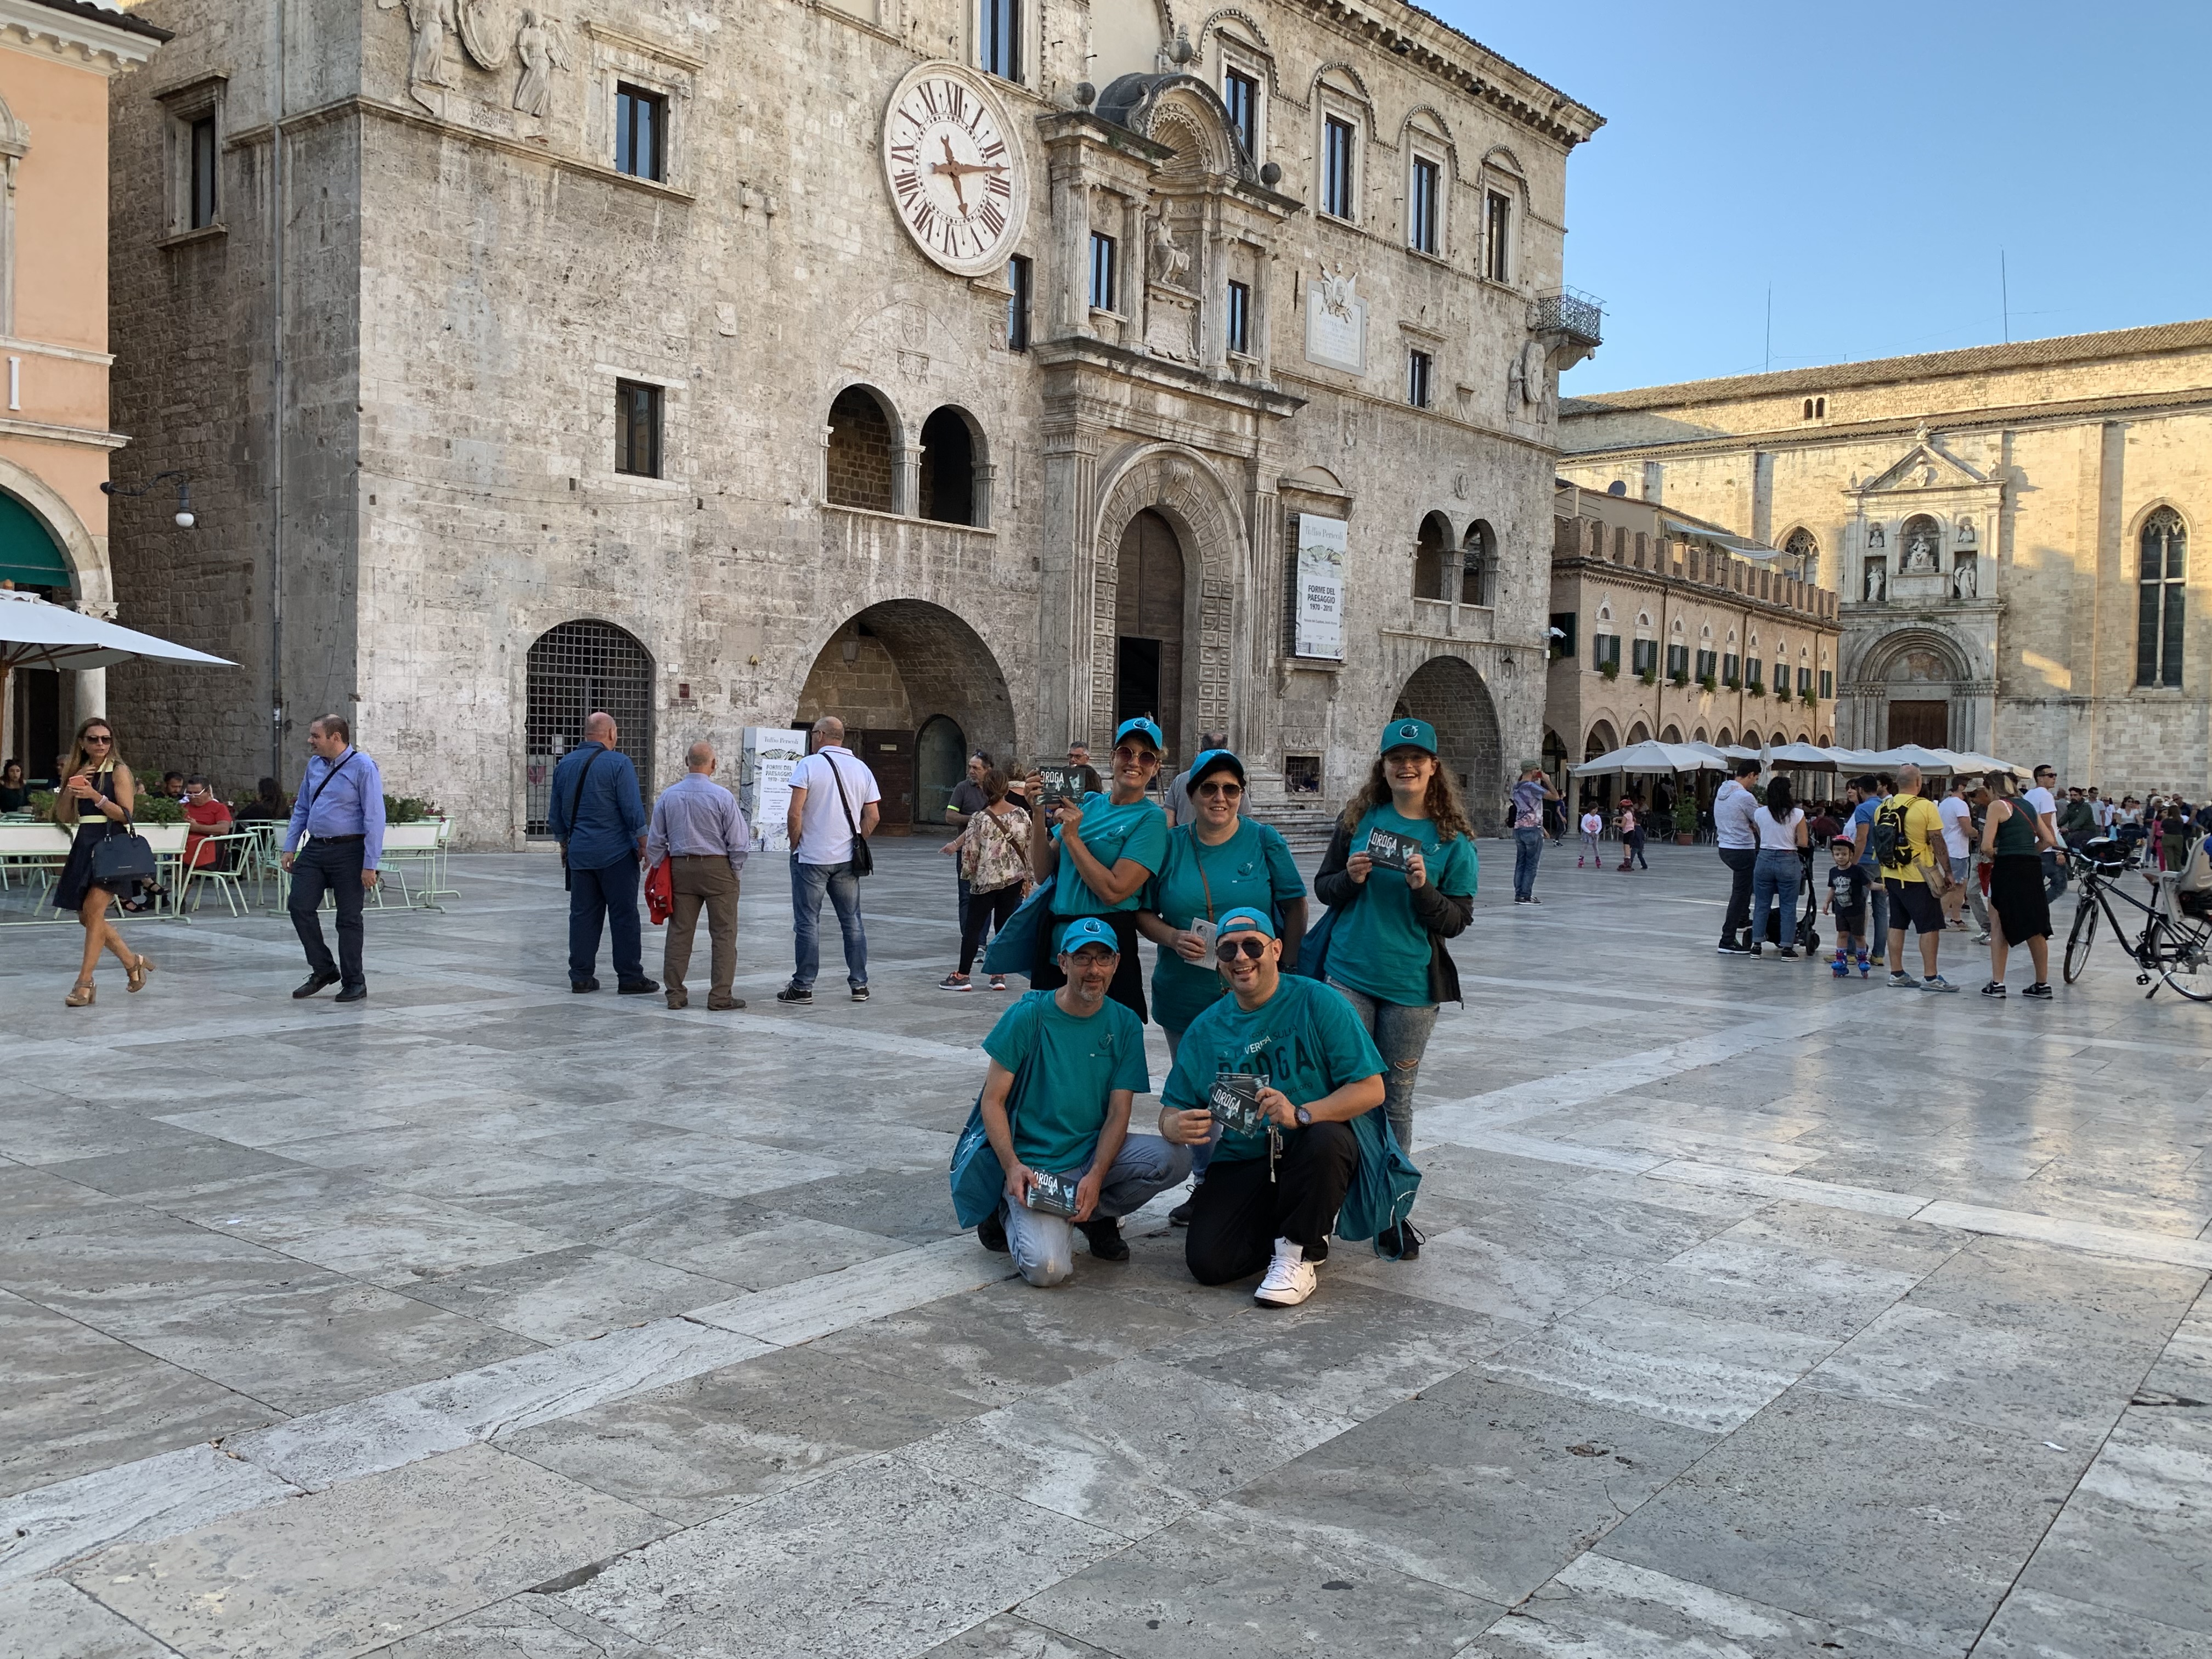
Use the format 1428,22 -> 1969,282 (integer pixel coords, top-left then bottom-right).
101,470 -> 195,529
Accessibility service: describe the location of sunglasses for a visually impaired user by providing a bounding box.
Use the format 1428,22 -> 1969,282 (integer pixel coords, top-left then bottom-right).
1215,935 -> 1269,962
83,733 -> 113,745
1197,781 -> 1243,798
1113,746 -> 1158,764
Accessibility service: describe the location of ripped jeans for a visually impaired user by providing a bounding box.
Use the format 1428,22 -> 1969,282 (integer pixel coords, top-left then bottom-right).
1326,978 -> 1441,1160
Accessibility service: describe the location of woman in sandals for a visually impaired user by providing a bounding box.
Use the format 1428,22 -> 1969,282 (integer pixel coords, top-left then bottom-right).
941,766 -> 1030,992
52,718 -> 155,1006
1311,718 -> 1476,1257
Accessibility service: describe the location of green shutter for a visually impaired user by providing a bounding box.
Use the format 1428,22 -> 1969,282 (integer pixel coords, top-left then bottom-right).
0,492 -> 71,589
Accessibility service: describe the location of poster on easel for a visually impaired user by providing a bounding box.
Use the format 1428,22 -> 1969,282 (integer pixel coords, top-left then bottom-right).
741,727 -> 806,852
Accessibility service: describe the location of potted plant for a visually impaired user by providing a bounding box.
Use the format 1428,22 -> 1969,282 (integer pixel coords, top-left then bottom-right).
1600,661 -> 1620,680
1673,792 -> 1697,844
1723,674 -> 1740,691
1801,688 -> 1818,708
1745,682 -> 1764,699
1699,672 -> 1718,693
1671,669 -> 1689,689
133,794 -> 185,825
1639,668 -> 1657,686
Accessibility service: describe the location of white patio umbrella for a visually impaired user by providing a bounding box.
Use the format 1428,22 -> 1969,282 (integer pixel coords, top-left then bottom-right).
1768,741 -> 1841,768
1571,740 -> 1730,776
0,586 -> 234,673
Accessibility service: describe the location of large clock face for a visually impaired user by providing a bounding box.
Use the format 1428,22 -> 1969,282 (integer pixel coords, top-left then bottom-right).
882,65 -> 1028,276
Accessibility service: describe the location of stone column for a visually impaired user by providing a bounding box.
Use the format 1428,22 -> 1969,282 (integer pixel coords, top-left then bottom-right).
972,462 -> 997,531
72,667 -> 105,727
1038,419 -> 1101,753
894,445 -> 922,518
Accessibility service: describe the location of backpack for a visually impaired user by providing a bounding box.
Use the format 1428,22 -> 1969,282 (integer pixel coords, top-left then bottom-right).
1873,797 -> 1915,872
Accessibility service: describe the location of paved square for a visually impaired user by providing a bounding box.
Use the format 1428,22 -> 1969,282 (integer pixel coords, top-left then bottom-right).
3,839 -> 2208,1658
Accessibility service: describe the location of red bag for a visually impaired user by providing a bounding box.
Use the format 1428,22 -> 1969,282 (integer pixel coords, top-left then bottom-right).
645,857 -> 673,926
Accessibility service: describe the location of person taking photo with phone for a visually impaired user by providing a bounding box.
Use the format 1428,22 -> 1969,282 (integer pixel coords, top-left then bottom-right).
52,718 -> 155,1007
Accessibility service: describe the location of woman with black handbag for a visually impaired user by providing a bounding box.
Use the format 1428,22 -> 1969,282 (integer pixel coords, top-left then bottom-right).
53,718 -> 156,1007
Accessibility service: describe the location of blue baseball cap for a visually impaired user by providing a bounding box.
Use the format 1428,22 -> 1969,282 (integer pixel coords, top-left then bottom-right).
1057,916 -> 1119,954
1380,718 -> 1437,757
1114,716 -> 1164,753
1188,748 -> 1245,787
1216,906 -> 1276,939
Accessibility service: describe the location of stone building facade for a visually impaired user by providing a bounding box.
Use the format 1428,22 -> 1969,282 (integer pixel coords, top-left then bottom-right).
102,0 -> 1599,844
1543,481 -> 1838,801
1558,321 -> 2212,795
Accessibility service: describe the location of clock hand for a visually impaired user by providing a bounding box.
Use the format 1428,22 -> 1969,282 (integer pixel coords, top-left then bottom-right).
933,136 -> 969,212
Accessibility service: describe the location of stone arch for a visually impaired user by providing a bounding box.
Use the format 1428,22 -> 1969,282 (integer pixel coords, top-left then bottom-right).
1462,518 -> 1496,606
1847,623 -> 1974,688
1692,726 -> 1708,743
1414,509 -> 1452,600
524,619 -> 655,836
1627,721 -> 1650,745
1661,724 -> 1682,743
1717,726 -> 1734,747
1199,7 -> 1276,59
1392,656 -> 1503,832
1096,72 -> 1252,182
918,404 -> 986,527
795,600 -> 1016,828
825,384 -> 901,514
1583,718 -> 1618,760
0,456 -> 105,606
1090,444 -> 1243,757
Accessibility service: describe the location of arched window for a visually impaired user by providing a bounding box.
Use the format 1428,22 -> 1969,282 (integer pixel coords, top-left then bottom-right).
1717,727 -> 1733,747
918,406 -> 983,526
525,620 -> 655,836
826,386 -> 897,513
1783,527 -> 1819,584
1462,520 -> 1496,606
1413,511 -> 1451,600
2138,508 -> 2187,687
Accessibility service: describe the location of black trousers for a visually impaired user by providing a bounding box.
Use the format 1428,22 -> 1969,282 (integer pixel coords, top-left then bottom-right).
1031,908 -> 1148,1020
1718,846 -> 1757,945
290,836 -> 367,989
958,882 -> 1024,974
1185,1120 -> 1359,1285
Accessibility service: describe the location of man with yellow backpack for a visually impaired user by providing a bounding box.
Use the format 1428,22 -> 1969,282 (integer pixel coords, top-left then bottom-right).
1874,763 -> 1960,992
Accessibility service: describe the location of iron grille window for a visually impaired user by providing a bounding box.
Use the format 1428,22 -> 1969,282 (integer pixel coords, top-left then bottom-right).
1226,280 -> 1251,355
1667,644 -> 1690,678
980,0 -> 1022,81
1632,640 -> 1659,676
1409,156 -> 1440,254
1223,67 -> 1258,159
1006,255 -> 1032,350
189,115 -> 218,229
1485,190 -> 1511,281
1407,348 -> 1432,408
1088,231 -> 1117,312
1819,669 -> 1833,698
1322,116 -> 1355,218
2138,508 -> 2186,687
615,380 -> 662,477
615,84 -> 666,180
525,621 -> 654,836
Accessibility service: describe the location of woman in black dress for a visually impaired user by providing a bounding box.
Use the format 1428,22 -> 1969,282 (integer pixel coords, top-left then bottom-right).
53,718 -> 154,1007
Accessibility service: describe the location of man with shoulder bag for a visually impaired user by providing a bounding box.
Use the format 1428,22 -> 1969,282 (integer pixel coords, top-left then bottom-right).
548,711 -> 654,995
779,715 -> 881,1006
281,714 -> 386,1003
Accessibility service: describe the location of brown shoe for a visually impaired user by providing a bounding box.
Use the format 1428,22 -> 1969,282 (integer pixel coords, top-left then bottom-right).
707,996 -> 746,1011
665,991 -> 689,1009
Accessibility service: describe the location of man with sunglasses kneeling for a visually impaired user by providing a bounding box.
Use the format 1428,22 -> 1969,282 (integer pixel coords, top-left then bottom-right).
1156,908 -> 1385,1306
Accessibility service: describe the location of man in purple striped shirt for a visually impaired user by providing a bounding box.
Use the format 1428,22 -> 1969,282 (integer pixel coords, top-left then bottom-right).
646,741 -> 752,1010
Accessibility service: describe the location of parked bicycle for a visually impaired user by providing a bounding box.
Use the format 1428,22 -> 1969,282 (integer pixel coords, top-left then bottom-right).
2061,839 -> 2212,1002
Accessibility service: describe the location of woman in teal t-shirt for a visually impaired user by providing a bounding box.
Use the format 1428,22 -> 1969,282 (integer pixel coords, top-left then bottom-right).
1025,715 -> 1170,1018
1311,716 -> 1477,1258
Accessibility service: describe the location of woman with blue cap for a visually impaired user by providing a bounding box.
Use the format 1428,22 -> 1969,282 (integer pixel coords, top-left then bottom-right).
1025,716 -> 1170,1018
1309,716 -> 1477,1257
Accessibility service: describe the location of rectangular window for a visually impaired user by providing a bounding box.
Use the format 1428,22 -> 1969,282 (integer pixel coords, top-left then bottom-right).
980,0 -> 1022,82
1406,348 -> 1432,409
1593,633 -> 1621,672
1723,652 -> 1740,685
1006,255 -> 1031,351
1485,190 -> 1511,282
1797,665 -> 1812,695
1696,648 -> 1718,680
1667,644 -> 1690,678
1819,669 -> 1833,699
1409,156 -> 1440,255
1632,640 -> 1659,676
615,84 -> 666,181
1226,279 -> 1251,355
1549,612 -> 1577,658
1322,116 -> 1356,219
614,380 -> 663,478
1088,231 -> 1117,312
1774,661 -> 1788,693
1223,67 -> 1259,159
1746,661 -> 1764,691
189,115 -> 218,229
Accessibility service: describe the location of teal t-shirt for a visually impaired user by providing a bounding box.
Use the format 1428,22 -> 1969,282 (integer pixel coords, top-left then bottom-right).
1145,820 -> 1306,1034
1327,806 -> 1478,1007
1052,792 -> 1170,916
981,989 -> 1151,1172
1161,975 -> 1384,1165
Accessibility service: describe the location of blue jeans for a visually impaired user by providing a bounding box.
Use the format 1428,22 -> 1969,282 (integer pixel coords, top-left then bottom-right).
1001,1134 -> 1192,1286
791,856 -> 867,989
568,856 -> 643,985
2042,848 -> 2067,899
1513,827 -> 1544,899
1750,849 -> 1800,950
1328,978 -> 1440,1158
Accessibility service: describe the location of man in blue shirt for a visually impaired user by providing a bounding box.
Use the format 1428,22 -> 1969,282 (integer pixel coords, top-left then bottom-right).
1844,774 -> 1892,966
281,714 -> 386,1003
548,710 -> 654,995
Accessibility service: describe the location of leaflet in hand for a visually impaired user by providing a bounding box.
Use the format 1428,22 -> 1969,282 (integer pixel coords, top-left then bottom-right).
1025,1170 -> 1081,1217
1365,828 -> 1418,872
1035,765 -> 1080,807
1206,1072 -> 1270,1137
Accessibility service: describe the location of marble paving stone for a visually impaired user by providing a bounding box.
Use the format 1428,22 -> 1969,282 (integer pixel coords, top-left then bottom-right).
1611,1234 -> 1923,1342
588,1212 -> 909,1290
905,1356 -> 1358,1537
149,1096 -> 414,1149
438,1178 -> 699,1244
1331,1223 -> 1646,1326
0,1102 -> 207,1166
1975,1584 -> 2212,1659
1598,1389 -> 2094,1656
1225,1373 -> 1717,1606
397,1244 -> 740,1343
1018,1504 -> 1503,1659
723,1165 -> 970,1243
358,1592 -> 674,1659
913,1613 -> 1114,1659
1899,1236 -> 2208,1349
690,1233 -> 1017,1345
0,1163 -> 133,1223
1708,1200 -> 1971,1278
2139,1310 -> 2212,1402
1482,1294 -> 1838,1433
2016,1407 -> 2212,1635
74,1444 -> 668,1659
38,1143 -> 307,1201
0,1292 -> 273,1499
0,1578 -> 184,1659
1914,1200 -> 2212,1271
563,1457 -> 1122,1659
0,1443 -> 301,1590
1642,1160 -> 1929,1218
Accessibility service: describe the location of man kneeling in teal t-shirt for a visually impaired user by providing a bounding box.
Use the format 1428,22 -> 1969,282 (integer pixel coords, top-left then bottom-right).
1157,907 -> 1385,1307
975,917 -> 1192,1285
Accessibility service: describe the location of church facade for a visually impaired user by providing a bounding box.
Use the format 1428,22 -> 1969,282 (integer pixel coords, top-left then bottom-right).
101,0 -> 1599,843
1558,321 -> 2212,794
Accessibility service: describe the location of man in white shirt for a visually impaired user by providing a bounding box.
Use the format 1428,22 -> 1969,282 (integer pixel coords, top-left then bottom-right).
1714,759 -> 1762,955
2026,764 -> 2063,899
778,716 -> 882,1006
1937,776 -> 1974,928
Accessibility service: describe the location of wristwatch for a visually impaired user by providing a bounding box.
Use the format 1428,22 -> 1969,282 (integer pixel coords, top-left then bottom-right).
1294,1104 -> 1313,1127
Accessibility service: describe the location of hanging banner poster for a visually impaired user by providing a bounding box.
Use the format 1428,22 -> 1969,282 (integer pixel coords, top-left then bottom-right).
1294,514 -> 1347,661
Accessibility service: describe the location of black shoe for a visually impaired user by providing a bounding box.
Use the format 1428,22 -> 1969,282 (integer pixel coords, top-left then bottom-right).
1525,896 -> 1542,905
1980,981 -> 2006,997
1376,1220 -> 1425,1260
334,984 -> 368,1004
617,978 -> 660,995
976,1210 -> 1008,1253
850,985 -> 870,1002
571,978 -> 601,994
2023,981 -> 2054,999
1167,1197 -> 1195,1228
775,985 -> 813,1006
292,972 -> 340,1000
1077,1217 -> 1130,1261
1717,941 -> 1752,956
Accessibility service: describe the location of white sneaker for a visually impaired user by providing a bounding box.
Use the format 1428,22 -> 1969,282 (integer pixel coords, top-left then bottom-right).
1253,1238 -> 1317,1307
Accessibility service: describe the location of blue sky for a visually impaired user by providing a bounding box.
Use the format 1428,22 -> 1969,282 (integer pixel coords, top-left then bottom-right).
1431,1 -> 2212,394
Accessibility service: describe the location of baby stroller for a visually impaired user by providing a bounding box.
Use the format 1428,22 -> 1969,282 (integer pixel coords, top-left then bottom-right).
1763,845 -> 1821,953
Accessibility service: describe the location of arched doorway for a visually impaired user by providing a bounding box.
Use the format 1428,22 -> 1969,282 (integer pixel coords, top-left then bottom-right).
918,406 -> 980,526
797,600 -> 1014,830
1115,508 -> 1186,760
1414,512 -> 1451,600
826,386 -> 898,513
526,620 -> 654,836
1463,520 -> 1496,606
1393,656 -> 1503,832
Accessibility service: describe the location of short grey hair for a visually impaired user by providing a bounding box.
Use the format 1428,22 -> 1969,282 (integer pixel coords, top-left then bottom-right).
812,715 -> 845,744
685,741 -> 715,770
1897,763 -> 1922,789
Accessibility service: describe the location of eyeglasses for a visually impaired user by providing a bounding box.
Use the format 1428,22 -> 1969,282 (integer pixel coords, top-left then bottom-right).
1113,746 -> 1158,765
83,733 -> 113,745
1197,781 -> 1243,798
1215,935 -> 1269,962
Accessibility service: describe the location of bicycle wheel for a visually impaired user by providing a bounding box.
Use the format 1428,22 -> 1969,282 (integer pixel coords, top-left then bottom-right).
2158,918 -> 2212,1003
2062,898 -> 2099,984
